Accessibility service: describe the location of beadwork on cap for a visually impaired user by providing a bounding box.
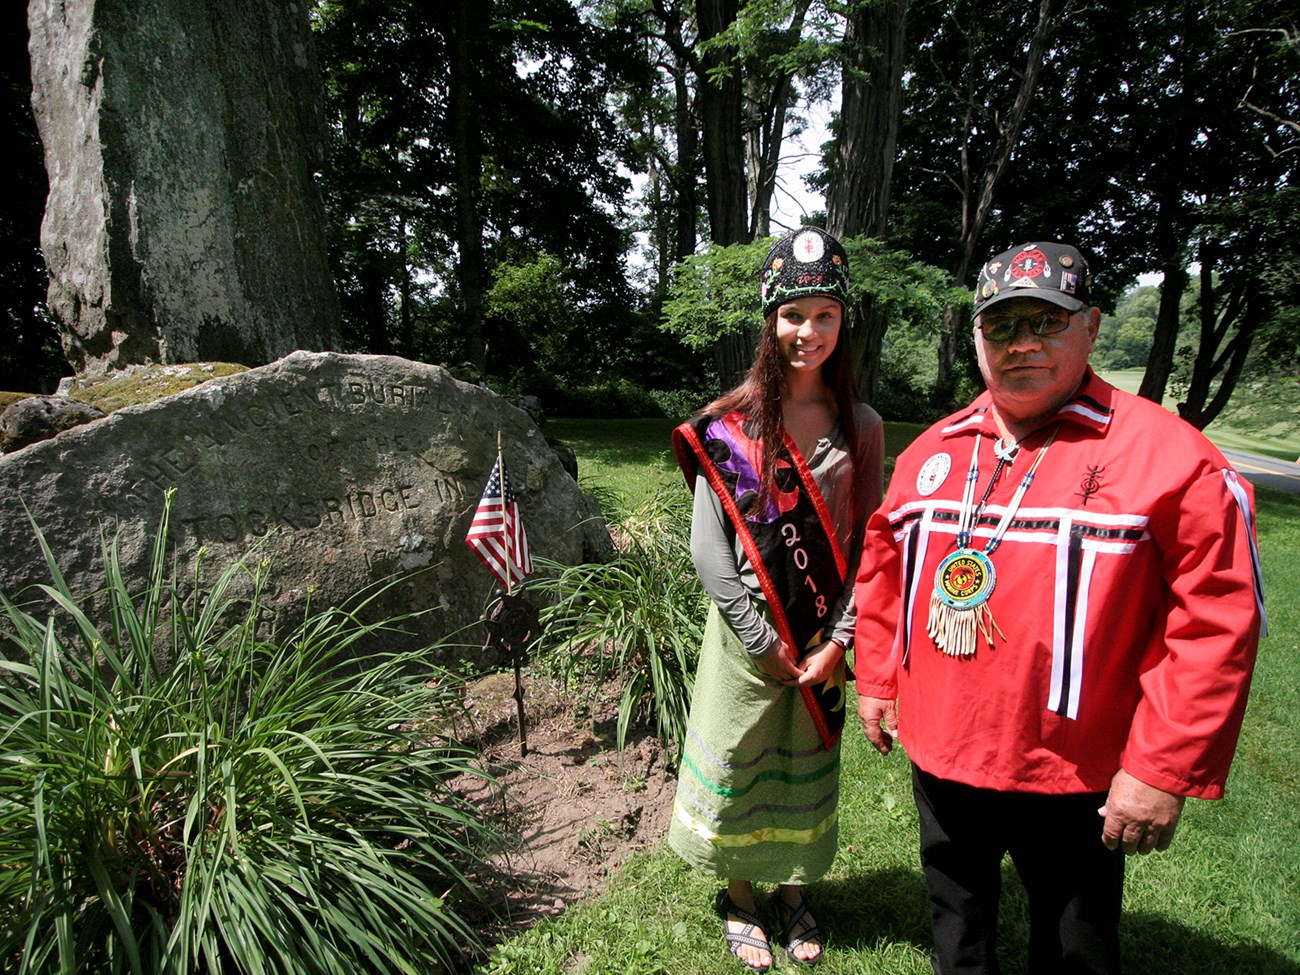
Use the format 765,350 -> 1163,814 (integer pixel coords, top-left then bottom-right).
760,227 -> 850,317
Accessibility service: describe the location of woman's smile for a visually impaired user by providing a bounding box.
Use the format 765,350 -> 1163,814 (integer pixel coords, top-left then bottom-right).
776,296 -> 842,372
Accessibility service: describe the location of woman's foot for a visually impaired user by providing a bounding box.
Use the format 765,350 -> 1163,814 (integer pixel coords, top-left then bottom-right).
776,884 -> 823,966
715,881 -> 772,972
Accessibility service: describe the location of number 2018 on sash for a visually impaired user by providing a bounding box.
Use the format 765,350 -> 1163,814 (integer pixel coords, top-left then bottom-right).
781,523 -> 829,617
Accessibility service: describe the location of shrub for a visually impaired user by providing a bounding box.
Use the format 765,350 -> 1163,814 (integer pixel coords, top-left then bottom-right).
527,487 -> 706,760
0,492 -> 498,975
647,386 -> 715,423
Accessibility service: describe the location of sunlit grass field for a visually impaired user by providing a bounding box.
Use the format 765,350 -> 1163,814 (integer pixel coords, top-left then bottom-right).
1102,369 -> 1300,463
480,418 -> 1300,975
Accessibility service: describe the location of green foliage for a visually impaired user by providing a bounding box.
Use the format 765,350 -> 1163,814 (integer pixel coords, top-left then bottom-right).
487,253 -> 569,354
508,374 -> 666,419
660,234 -> 960,419
482,248 -> 713,409
846,237 -> 962,329
528,487 -> 706,760
485,252 -> 595,386
0,493 -> 498,975
661,239 -> 771,351
315,0 -> 644,364
850,237 -> 965,419
661,235 -> 957,345
1093,285 -> 1163,370
646,387 -> 711,423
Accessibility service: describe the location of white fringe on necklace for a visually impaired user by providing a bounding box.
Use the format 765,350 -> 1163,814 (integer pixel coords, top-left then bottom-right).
927,595 -> 1006,656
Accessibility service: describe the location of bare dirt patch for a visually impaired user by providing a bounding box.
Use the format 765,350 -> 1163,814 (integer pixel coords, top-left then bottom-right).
453,669 -> 676,947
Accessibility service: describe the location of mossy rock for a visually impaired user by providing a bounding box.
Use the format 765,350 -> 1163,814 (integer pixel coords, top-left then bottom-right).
0,392 -> 36,413
62,362 -> 250,414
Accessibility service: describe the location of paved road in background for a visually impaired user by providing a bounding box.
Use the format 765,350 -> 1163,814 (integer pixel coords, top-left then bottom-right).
1221,449 -> 1300,496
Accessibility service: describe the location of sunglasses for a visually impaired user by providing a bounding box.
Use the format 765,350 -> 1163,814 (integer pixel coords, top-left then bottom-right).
977,309 -> 1072,344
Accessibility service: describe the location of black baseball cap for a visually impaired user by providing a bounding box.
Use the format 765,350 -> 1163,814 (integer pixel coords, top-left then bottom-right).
973,242 -> 1092,315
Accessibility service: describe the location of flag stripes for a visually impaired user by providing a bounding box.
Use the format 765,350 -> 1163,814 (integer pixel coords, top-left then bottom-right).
465,454 -> 533,588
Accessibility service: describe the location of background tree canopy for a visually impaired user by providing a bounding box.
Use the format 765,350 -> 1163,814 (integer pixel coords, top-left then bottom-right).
4,0 -> 1297,431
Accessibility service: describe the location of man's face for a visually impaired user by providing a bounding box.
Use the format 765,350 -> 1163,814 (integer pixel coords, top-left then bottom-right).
973,297 -> 1100,424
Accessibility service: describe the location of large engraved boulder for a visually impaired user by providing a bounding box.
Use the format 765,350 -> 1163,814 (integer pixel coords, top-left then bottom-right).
0,353 -> 611,660
27,0 -> 341,373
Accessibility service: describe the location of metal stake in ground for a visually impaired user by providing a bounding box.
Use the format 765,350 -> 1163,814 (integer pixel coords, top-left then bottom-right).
480,586 -> 539,757
467,431 -> 537,757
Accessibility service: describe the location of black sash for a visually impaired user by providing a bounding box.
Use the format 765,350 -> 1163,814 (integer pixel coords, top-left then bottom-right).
673,411 -> 849,749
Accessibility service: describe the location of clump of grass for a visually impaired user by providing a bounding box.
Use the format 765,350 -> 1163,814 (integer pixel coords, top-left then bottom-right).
0,491 -> 498,975
0,391 -> 34,411
529,486 -> 706,760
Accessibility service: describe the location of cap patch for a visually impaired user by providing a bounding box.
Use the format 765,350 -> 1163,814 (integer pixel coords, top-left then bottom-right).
1007,247 -> 1052,286
793,230 -> 826,262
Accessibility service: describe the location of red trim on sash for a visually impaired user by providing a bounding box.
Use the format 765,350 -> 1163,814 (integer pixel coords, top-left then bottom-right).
782,426 -> 848,582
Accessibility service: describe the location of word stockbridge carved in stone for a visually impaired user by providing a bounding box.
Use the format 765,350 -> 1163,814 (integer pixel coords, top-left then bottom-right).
0,352 -> 612,659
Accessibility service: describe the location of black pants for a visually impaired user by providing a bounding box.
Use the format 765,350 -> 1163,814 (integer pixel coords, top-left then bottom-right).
912,765 -> 1125,975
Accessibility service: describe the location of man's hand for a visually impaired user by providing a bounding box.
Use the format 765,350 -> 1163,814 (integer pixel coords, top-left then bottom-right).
1099,768 -> 1186,855
857,695 -> 898,755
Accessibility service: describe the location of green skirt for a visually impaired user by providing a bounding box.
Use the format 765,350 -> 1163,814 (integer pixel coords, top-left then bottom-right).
668,604 -> 841,884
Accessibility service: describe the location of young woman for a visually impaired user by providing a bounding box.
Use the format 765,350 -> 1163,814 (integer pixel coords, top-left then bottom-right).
669,227 -> 884,970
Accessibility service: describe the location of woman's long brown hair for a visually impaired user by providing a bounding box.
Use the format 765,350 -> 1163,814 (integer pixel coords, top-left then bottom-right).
700,308 -> 866,523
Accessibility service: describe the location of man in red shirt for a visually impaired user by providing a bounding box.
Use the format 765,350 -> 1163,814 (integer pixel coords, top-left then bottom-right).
854,241 -> 1265,974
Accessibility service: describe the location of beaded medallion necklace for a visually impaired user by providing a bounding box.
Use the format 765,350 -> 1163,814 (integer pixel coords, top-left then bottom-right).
927,424 -> 1060,657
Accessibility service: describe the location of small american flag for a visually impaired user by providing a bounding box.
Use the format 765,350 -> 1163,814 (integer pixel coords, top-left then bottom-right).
465,454 -> 533,588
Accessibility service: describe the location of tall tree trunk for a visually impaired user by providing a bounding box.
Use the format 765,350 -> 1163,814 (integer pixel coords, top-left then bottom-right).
697,0 -> 754,387
1138,260 -> 1188,404
672,56 -> 700,263
398,215 -> 413,354
933,0 -> 1062,408
360,247 -> 391,355
826,0 -> 908,404
745,72 -> 793,240
651,0 -> 702,265
1177,250 -> 1262,430
1139,16 -> 1199,407
450,1 -> 486,371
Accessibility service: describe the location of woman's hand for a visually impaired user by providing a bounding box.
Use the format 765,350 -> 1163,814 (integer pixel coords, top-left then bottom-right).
755,642 -> 804,684
757,639 -> 844,687
795,639 -> 845,687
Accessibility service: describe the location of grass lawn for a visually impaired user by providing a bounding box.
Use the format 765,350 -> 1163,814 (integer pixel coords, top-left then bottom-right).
546,417 -> 930,507
484,419 -> 1300,974
1101,369 -> 1300,463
